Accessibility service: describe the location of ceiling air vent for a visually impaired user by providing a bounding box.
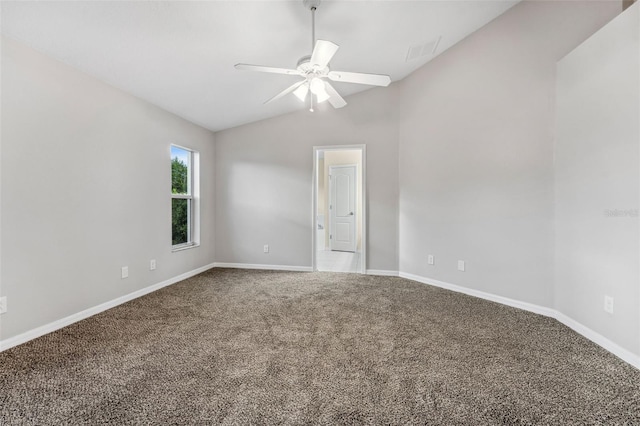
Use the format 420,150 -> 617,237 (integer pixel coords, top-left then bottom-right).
405,36 -> 442,62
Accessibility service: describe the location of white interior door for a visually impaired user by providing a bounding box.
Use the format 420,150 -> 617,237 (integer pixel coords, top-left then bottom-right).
329,165 -> 356,252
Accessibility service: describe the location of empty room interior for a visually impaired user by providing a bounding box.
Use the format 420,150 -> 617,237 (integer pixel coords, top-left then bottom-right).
1,0 -> 639,423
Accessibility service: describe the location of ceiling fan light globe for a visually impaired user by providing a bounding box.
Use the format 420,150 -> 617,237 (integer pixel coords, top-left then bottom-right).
309,77 -> 325,95
293,83 -> 309,102
310,78 -> 330,102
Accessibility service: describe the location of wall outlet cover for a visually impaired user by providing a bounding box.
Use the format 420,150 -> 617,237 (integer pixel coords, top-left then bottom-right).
263,245 -> 269,253
604,295 -> 614,314
457,260 -> 465,272
150,259 -> 157,271
121,266 -> 129,279
0,296 -> 7,314
428,255 -> 435,265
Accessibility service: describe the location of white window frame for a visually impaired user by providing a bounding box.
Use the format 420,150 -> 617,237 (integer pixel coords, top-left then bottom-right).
171,144 -> 200,251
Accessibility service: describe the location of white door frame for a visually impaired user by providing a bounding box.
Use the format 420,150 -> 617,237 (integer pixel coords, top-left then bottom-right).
312,145 -> 366,274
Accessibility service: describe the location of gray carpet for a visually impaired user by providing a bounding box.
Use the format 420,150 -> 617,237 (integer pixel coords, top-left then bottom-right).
1,268 -> 639,425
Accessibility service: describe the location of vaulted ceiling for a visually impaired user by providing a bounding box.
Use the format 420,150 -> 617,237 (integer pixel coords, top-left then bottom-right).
1,1 -> 518,131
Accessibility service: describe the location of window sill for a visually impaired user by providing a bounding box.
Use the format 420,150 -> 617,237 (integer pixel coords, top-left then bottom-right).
172,243 -> 200,253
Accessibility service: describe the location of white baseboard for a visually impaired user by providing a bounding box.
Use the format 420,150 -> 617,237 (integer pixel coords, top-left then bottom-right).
213,262 -> 313,272
554,312 -> 640,370
0,262 -> 216,353
366,269 -> 399,276
399,272 -> 640,370
399,272 -> 556,318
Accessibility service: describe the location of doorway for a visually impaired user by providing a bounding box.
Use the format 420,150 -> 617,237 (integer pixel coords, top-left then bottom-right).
312,146 -> 366,273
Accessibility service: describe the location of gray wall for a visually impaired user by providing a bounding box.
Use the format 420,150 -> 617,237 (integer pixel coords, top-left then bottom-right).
396,0 -> 620,307
0,37 -> 216,341
555,4 -> 639,355
215,87 -> 399,272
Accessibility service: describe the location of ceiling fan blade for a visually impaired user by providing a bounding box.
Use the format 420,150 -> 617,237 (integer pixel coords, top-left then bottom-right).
328,71 -> 391,87
310,40 -> 339,69
264,80 -> 307,104
324,82 -> 347,109
235,63 -> 301,76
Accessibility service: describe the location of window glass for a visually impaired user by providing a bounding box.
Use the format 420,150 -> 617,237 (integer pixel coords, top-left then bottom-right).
171,145 -> 197,248
172,198 -> 189,245
171,146 -> 190,195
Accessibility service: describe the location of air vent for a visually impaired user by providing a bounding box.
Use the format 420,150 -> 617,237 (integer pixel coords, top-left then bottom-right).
406,36 -> 442,62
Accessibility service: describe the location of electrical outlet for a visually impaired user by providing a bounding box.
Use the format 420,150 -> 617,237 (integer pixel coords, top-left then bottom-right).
604,295 -> 614,314
457,260 -> 465,272
121,266 -> 129,279
263,244 -> 269,253
0,297 -> 7,314
428,255 -> 435,265
150,259 -> 156,271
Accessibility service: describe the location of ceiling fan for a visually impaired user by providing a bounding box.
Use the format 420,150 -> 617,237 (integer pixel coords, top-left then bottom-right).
235,0 -> 391,112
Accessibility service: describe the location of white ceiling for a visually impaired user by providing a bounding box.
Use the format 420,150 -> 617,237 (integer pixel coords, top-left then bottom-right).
1,1 -> 518,132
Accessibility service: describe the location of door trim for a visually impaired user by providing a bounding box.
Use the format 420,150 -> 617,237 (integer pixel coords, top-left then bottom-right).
312,145 -> 366,274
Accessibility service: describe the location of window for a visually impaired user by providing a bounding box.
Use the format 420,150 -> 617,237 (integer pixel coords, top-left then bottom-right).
171,145 -> 199,250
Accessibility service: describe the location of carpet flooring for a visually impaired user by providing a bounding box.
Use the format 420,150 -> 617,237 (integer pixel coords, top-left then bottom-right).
1,268 -> 639,425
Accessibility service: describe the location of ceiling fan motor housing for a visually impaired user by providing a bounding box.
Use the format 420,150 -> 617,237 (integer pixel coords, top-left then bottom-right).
297,55 -> 312,69
297,55 -> 329,76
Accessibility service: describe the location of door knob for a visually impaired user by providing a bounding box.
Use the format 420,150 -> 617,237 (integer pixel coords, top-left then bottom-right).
349,212 -> 354,216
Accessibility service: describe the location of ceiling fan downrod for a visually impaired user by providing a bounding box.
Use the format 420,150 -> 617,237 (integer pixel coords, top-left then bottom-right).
307,0 -> 320,112
305,0 -> 321,50
311,5 -> 316,52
